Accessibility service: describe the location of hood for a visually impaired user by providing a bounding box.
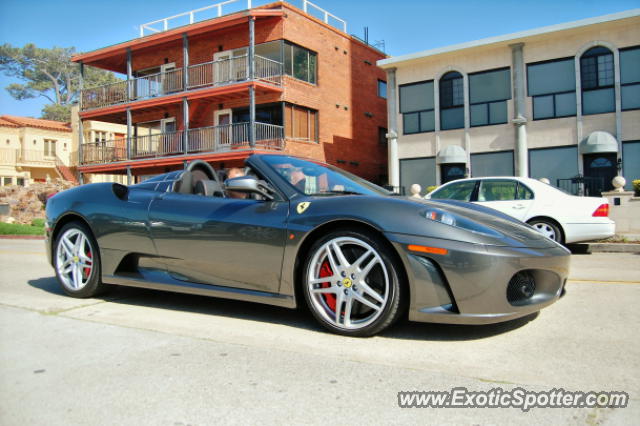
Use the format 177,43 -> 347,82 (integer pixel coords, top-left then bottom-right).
295,194 -> 563,250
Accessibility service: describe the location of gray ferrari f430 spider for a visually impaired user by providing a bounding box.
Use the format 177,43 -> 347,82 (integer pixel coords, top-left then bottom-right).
45,154 -> 570,336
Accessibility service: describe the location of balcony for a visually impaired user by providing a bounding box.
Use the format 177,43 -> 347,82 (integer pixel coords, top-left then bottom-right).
80,122 -> 284,165
0,148 -> 59,167
81,55 -> 283,111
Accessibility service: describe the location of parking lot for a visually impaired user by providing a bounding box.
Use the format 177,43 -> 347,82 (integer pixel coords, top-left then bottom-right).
1,238 -> 638,425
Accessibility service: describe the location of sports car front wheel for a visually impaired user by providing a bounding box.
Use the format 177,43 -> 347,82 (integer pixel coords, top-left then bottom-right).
303,230 -> 404,337
54,222 -> 105,298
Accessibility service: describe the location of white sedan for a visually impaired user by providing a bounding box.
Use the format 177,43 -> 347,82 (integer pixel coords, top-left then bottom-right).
425,177 -> 615,244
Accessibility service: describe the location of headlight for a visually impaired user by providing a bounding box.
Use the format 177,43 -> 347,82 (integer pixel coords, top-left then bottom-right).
424,208 -> 503,237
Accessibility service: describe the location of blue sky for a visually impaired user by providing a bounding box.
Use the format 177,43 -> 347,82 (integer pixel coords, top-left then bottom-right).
0,0 -> 638,118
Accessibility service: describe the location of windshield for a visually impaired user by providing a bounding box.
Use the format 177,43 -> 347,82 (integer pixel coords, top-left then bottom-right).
261,155 -> 391,197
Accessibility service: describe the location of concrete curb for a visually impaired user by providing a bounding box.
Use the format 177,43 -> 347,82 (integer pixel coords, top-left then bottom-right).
570,243 -> 640,254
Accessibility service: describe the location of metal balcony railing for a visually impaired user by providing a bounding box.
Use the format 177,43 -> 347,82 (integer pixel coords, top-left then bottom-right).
131,132 -> 185,159
81,140 -> 128,164
79,122 -> 284,165
81,55 -> 283,111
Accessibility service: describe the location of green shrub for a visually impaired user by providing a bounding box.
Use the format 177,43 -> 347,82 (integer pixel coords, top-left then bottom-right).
31,218 -> 45,227
633,179 -> 640,196
426,185 -> 438,194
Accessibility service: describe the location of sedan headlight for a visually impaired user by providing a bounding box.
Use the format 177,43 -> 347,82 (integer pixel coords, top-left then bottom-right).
424,208 -> 503,237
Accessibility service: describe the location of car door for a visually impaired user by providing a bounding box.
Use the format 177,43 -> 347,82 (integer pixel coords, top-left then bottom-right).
148,193 -> 289,293
475,179 -> 534,221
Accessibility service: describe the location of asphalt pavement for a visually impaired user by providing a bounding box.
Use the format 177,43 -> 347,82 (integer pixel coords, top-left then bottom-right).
0,239 -> 638,425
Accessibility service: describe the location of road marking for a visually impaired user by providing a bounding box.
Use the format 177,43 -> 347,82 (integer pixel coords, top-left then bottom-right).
0,250 -> 45,255
569,279 -> 640,285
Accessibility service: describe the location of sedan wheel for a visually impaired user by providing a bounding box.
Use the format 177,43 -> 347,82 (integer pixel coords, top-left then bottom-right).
528,219 -> 563,244
303,230 -> 403,336
54,222 -> 105,297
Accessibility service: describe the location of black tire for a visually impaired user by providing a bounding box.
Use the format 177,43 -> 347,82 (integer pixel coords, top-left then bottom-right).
527,219 -> 564,244
53,221 -> 106,298
302,229 -> 404,337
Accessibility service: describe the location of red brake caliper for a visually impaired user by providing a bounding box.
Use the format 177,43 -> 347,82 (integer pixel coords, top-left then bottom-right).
84,249 -> 92,278
319,260 -> 337,312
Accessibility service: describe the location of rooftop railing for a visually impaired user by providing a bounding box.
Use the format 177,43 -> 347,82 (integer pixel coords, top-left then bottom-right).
138,0 -> 347,37
81,55 -> 282,111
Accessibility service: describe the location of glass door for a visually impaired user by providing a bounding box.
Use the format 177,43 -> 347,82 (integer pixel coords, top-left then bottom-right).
214,109 -> 232,148
583,153 -> 617,195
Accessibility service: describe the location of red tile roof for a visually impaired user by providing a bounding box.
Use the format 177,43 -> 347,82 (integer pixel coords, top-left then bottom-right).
0,117 -> 20,128
0,115 -> 72,132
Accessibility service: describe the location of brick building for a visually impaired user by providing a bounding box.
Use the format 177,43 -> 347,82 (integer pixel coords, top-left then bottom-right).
72,0 -> 388,184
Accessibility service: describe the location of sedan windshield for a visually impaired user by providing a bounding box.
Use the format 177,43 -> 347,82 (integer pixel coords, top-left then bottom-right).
261,155 -> 391,197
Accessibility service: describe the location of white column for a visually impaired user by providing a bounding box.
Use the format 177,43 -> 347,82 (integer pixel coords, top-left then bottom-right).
385,68 -> 400,189
510,42 -> 528,177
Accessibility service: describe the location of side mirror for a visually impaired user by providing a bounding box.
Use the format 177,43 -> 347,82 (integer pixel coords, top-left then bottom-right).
224,176 -> 274,201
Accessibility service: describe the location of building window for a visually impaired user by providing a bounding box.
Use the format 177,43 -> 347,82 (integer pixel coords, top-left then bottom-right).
233,103 -> 283,125
469,68 -> 511,126
93,131 -> 108,142
5,139 -> 9,145
44,139 -> 56,157
1,177 -> 12,186
399,81 -> 434,134
399,157 -> 436,195
378,127 -> 387,145
283,41 -> 317,84
527,58 -> 576,120
529,145 -> 578,187
377,80 -> 387,99
470,151 -> 514,177
440,72 -> 464,130
16,177 -> 25,186
620,46 -> 640,111
284,104 -> 318,142
581,46 -> 615,115
623,141 -> 640,191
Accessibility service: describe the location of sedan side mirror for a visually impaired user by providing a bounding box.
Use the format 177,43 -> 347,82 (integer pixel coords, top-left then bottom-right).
224,176 -> 274,201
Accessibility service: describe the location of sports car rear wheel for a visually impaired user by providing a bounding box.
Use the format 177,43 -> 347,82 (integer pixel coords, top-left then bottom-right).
54,222 -> 105,298
303,230 -> 403,337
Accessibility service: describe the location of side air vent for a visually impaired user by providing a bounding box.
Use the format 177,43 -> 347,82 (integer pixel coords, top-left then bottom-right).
112,183 -> 129,201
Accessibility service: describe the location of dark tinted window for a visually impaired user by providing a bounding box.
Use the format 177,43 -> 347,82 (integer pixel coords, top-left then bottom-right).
478,180 -> 517,202
431,180 -> 476,201
581,46 -> 615,115
517,182 -> 534,200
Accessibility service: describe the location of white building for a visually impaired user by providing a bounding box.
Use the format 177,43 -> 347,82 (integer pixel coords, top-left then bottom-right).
378,10 -> 640,196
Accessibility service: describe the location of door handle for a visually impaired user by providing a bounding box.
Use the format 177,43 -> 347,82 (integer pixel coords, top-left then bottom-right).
513,204 -> 526,209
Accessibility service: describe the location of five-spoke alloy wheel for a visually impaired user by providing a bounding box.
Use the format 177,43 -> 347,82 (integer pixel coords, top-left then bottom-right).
54,222 -> 104,298
303,230 -> 403,337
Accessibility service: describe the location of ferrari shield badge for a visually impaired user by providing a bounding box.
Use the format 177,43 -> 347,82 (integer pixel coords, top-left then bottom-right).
296,202 -> 311,214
